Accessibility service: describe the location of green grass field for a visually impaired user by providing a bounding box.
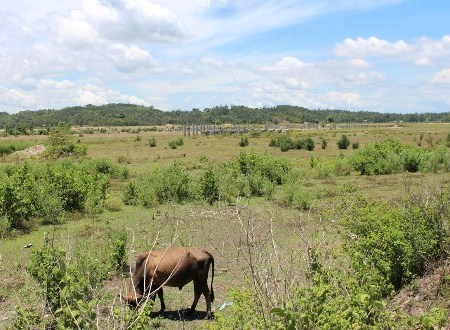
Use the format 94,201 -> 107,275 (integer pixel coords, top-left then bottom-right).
1,123 -> 449,329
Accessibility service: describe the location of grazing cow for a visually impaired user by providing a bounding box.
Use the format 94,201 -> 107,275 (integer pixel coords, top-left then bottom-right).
124,247 -> 215,319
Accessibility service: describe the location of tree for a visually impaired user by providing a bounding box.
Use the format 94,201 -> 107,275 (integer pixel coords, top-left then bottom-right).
337,135 -> 350,149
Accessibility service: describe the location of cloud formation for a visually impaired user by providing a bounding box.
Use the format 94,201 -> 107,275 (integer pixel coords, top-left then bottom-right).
0,0 -> 449,113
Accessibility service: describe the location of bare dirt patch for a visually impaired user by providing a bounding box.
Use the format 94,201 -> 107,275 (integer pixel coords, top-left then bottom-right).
14,145 -> 47,157
390,264 -> 450,319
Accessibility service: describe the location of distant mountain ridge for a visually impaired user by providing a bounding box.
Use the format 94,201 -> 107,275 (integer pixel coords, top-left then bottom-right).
1,103 -> 449,130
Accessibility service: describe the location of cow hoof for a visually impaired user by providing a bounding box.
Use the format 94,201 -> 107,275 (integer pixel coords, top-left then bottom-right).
206,313 -> 213,320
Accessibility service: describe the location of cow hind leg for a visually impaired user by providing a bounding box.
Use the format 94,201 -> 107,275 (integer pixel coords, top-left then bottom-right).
201,283 -> 212,319
188,281 -> 203,315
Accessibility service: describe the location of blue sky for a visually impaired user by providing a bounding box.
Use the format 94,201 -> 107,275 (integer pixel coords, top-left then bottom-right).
0,0 -> 449,113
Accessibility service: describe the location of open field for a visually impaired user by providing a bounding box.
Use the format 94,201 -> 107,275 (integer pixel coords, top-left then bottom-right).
1,123 -> 450,329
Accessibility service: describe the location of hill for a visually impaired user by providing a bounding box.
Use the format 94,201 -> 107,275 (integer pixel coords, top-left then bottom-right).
1,104 -> 450,132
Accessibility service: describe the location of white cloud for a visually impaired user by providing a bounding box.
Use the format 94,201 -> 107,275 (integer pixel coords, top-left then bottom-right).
108,44 -> 157,73
260,56 -> 383,90
334,35 -> 450,68
430,68 -> 450,84
414,58 -> 432,67
334,36 -> 412,57
327,91 -> 361,105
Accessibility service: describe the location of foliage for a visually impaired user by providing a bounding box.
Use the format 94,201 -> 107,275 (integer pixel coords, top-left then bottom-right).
207,289 -> 267,330
0,161 -> 110,233
168,137 -> 184,149
269,135 -> 315,151
122,181 -> 139,205
337,134 -> 350,149
22,233 -> 116,329
0,140 -> 34,156
239,136 -> 249,147
274,171 -> 312,210
45,125 -> 87,158
148,136 -> 157,147
321,138 -> 328,149
0,164 -> 39,231
350,139 -> 427,175
298,137 -> 315,151
269,135 -> 293,152
200,165 -> 220,205
131,162 -> 191,207
2,104 -> 449,131
107,229 -> 128,272
342,190 -> 450,291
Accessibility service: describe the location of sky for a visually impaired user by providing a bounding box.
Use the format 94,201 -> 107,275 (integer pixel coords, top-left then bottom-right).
0,0 -> 449,114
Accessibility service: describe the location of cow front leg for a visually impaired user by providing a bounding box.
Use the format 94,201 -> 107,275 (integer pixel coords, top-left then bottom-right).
157,288 -> 166,313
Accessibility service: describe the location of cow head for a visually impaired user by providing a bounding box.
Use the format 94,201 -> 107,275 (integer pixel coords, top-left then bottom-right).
123,292 -> 143,308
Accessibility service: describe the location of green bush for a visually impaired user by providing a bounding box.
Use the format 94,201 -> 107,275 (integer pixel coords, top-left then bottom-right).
342,191 -> 450,291
350,139 -> 426,175
217,163 -> 250,204
45,126 -> 87,158
168,137 -> 184,149
0,164 -> 39,231
239,136 -> 249,147
337,134 -> 350,149
270,135 -> 293,152
0,141 -> 34,156
24,235 -> 104,329
129,162 -> 192,207
294,137 -> 315,151
0,161 -> 110,233
235,150 -> 291,185
107,229 -> 128,272
200,165 -> 220,204
122,181 -> 138,205
148,136 -> 157,147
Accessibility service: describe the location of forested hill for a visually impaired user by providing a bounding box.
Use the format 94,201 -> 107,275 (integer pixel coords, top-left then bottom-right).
1,103 -> 449,129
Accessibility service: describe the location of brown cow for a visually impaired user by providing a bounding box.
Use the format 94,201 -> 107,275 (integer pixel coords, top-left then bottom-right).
124,247 -> 215,319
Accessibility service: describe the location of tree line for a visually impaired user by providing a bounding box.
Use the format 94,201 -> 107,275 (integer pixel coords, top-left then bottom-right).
1,103 -> 450,132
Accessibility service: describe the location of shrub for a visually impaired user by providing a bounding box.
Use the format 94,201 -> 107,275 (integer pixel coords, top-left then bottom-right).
337,135 -> 350,149
350,139 -> 426,175
302,137 -> 315,151
45,126 -> 87,158
122,181 -> 138,205
239,136 -> 249,147
321,138 -> 328,149
168,137 -> 184,149
342,190 -> 450,291
0,164 -> 39,231
0,162 -> 110,233
274,181 -> 312,210
352,142 -> 359,149
148,137 -> 157,147
0,141 -> 34,156
217,163 -> 250,204
129,162 -> 192,207
269,135 -> 293,152
200,166 -> 220,204
107,229 -> 128,272
25,236 -> 103,329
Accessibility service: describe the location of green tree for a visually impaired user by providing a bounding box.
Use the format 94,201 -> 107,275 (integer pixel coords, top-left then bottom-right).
337,135 -> 350,149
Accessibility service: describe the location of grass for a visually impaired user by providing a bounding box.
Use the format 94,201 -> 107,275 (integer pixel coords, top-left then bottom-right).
1,123 -> 450,328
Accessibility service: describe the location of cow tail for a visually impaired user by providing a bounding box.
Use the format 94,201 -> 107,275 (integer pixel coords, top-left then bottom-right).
206,251 -> 215,303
